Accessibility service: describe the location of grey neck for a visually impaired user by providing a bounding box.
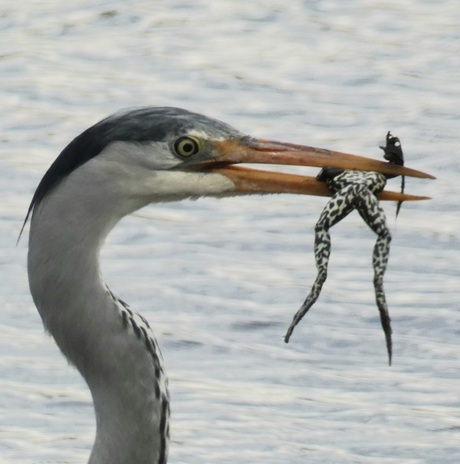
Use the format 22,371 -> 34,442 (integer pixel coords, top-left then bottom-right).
27,185 -> 169,464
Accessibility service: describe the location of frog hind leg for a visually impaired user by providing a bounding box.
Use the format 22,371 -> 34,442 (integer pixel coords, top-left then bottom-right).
355,189 -> 393,365
284,184 -> 357,343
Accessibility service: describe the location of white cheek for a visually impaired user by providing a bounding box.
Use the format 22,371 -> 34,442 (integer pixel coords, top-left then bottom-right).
150,171 -> 235,200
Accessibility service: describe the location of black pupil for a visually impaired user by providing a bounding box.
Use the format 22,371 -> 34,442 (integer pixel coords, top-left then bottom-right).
182,141 -> 194,153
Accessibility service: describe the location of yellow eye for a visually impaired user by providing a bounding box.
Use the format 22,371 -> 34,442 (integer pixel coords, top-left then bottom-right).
173,136 -> 202,157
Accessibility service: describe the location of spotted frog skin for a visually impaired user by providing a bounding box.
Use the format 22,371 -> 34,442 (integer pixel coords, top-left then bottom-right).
285,133 -> 404,366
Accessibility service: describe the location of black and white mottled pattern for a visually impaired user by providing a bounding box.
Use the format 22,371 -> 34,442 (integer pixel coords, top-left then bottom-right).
107,287 -> 170,464
284,169 -> 393,365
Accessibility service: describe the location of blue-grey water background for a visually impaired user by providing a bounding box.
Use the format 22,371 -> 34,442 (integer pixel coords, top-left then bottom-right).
1,1 -> 459,463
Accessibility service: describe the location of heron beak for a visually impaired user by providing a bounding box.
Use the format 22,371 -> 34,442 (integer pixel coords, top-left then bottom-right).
209,138 -> 434,200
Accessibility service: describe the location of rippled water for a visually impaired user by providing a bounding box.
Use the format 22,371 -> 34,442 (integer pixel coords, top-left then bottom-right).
1,1 -> 459,463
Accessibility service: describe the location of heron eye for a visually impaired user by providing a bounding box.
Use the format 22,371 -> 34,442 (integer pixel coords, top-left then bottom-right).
173,136 -> 202,158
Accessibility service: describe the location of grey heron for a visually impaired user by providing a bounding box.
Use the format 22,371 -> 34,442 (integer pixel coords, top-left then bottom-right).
24,107 -> 432,464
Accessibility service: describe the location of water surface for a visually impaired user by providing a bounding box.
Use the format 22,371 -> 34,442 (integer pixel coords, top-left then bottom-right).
1,1 -> 459,463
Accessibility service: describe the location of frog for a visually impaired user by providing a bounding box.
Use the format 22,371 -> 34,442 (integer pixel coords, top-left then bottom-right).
285,132 -> 405,366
